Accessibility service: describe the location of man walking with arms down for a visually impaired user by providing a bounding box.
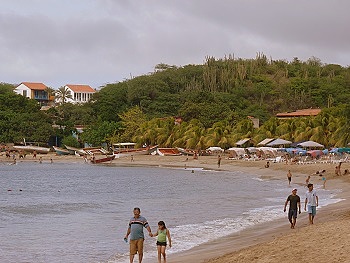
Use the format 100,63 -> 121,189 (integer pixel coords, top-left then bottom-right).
304,184 -> 318,224
284,188 -> 301,229
124,207 -> 152,263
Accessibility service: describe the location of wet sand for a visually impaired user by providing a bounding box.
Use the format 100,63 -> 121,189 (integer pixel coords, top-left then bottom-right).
2,152 -> 350,263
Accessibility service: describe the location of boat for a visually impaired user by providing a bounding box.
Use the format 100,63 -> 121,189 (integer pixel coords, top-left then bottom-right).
113,144 -> 158,158
53,146 -> 71,155
64,145 -> 87,156
12,138 -> 51,154
176,147 -> 196,156
13,139 -> 51,154
13,145 -> 51,154
156,148 -> 182,156
90,155 -> 115,164
83,147 -> 110,155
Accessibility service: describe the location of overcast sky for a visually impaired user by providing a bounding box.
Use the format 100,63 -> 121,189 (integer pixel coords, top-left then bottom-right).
1,0 -> 349,89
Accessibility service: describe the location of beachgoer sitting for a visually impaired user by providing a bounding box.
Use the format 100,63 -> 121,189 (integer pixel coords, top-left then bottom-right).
265,161 -> 270,168
315,169 -> 326,176
343,169 -> 349,175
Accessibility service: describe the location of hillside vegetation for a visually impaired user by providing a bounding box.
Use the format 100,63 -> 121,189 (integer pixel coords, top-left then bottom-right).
1,53 -> 350,148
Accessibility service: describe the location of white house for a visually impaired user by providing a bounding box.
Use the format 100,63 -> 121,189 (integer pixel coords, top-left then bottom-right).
14,82 -> 50,106
64,84 -> 95,104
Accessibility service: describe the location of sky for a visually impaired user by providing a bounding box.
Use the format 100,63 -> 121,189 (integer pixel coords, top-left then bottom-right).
1,0 -> 349,89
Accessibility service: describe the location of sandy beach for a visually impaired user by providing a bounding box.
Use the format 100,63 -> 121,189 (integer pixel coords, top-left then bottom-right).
2,152 -> 350,263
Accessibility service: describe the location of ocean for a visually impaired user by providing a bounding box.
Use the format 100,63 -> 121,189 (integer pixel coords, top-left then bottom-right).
0,161 -> 342,263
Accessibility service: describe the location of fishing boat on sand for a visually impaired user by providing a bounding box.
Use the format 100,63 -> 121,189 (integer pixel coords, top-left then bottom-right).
90,155 -> 115,164
53,146 -> 70,155
84,147 -> 110,155
112,143 -> 158,158
64,145 -> 87,156
156,148 -> 182,156
13,139 -> 51,154
176,147 -> 196,156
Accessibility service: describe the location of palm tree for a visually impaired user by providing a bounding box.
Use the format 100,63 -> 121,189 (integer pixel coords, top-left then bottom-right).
45,87 -> 55,103
178,119 -> 206,149
204,121 -> 235,149
331,117 -> 350,147
55,86 -> 73,105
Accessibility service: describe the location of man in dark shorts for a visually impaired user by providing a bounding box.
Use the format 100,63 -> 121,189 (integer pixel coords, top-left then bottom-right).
284,188 -> 301,229
124,207 -> 152,263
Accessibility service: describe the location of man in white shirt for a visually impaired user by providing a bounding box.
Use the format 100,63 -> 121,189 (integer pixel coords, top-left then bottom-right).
304,183 -> 318,224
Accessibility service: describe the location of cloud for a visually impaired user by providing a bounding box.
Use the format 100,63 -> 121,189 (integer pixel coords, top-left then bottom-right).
1,0 -> 349,88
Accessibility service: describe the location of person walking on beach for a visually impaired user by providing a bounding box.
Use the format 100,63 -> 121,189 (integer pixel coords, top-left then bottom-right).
335,162 -> 342,176
217,155 -> 222,168
284,188 -> 301,229
287,170 -> 292,185
151,221 -> 172,263
124,207 -> 152,263
322,174 -> 327,189
304,183 -> 318,225
305,175 -> 311,186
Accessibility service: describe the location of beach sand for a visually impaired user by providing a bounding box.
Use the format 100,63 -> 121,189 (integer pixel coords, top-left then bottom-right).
2,152 -> 350,263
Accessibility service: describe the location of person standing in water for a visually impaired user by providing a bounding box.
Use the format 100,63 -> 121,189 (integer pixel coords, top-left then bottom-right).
287,170 -> 292,186
124,207 -> 152,263
152,221 -> 172,263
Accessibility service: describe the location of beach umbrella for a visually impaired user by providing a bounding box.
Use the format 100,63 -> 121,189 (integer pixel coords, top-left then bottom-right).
297,140 -> 324,148
246,147 -> 259,153
206,147 -> 224,154
307,150 -> 323,158
330,148 -> 338,153
258,147 -> 278,157
257,138 -> 274,146
284,147 -> 306,156
338,147 -> 350,153
266,138 -> 292,147
226,147 -> 246,158
235,138 -> 250,146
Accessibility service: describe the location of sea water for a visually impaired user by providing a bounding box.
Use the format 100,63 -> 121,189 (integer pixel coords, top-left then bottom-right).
0,161 -> 342,263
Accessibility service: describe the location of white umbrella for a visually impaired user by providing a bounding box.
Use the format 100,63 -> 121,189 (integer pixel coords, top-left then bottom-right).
206,147 -> 224,152
297,141 -> 324,148
266,138 -> 292,147
227,147 -> 245,156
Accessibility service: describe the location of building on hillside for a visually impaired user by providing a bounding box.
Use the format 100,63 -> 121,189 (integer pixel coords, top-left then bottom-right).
64,84 -> 95,104
276,108 -> 321,119
14,82 -> 51,106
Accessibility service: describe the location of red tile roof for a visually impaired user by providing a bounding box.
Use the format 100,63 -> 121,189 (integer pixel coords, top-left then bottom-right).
65,84 -> 95,93
21,82 -> 48,90
276,108 -> 321,117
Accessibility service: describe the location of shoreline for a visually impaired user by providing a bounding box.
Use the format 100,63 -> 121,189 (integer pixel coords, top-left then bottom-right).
114,154 -> 350,263
2,153 -> 350,262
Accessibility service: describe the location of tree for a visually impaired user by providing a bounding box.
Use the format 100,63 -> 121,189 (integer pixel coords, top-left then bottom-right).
119,106 -> 147,142
55,86 -> 73,105
79,121 -> 122,146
